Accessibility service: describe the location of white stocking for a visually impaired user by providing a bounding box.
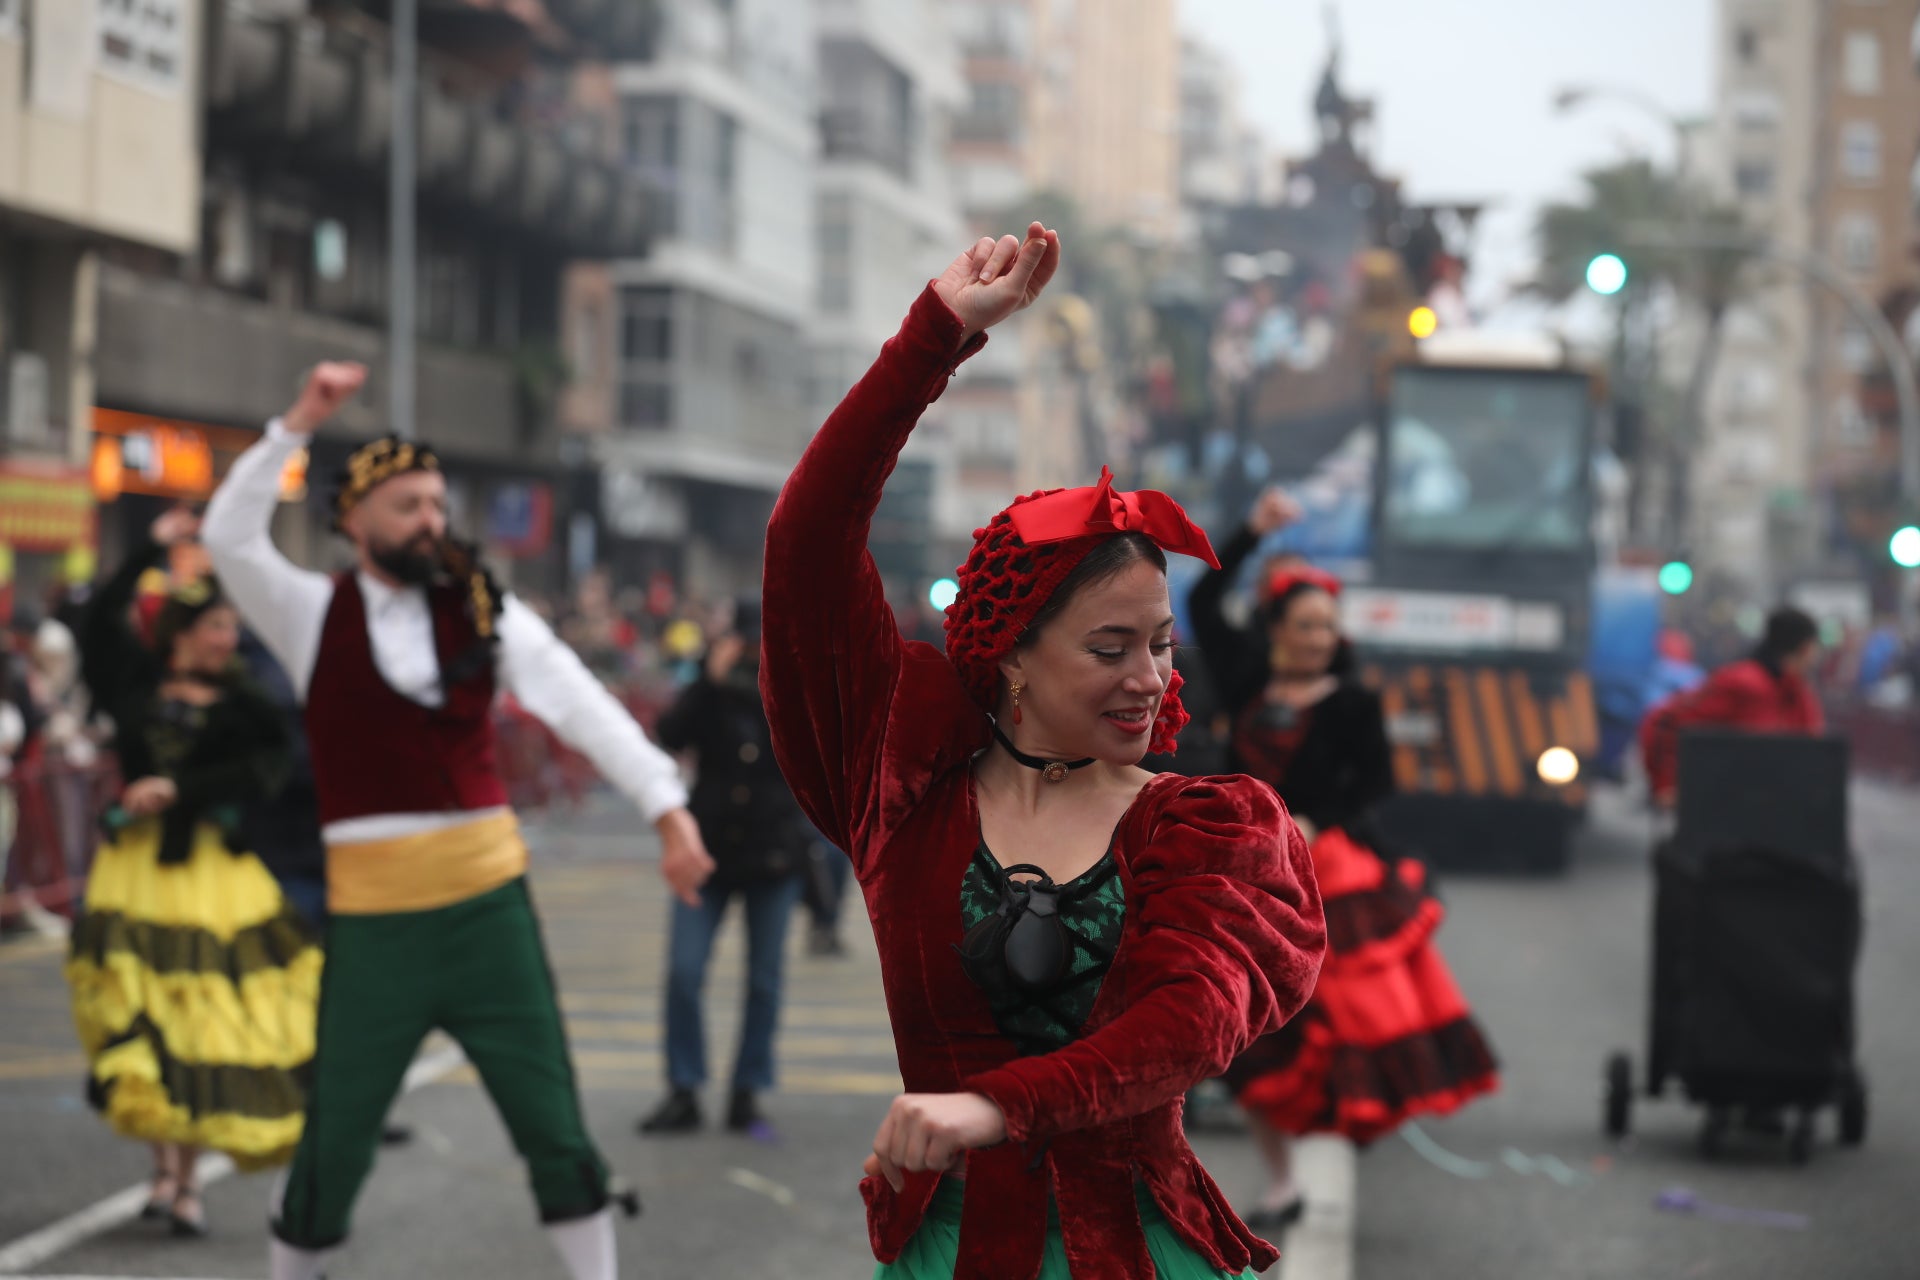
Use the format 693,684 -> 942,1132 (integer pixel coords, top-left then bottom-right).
269,1238 -> 334,1280
546,1208 -> 618,1280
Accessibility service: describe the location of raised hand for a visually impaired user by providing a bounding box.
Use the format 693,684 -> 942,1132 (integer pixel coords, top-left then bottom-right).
933,222 -> 1062,340
1248,487 -> 1303,536
150,507 -> 202,547
284,361 -> 369,436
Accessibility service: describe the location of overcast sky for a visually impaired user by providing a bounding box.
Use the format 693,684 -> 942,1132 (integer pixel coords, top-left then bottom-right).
1180,0 -> 1717,312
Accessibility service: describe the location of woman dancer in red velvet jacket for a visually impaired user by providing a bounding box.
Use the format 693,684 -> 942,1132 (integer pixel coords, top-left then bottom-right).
761,224 -> 1328,1280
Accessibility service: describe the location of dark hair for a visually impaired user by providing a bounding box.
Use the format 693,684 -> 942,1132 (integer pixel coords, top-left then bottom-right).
1017,534 -> 1167,647
151,578 -> 231,659
1264,580 -> 1355,679
1754,605 -> 1819,672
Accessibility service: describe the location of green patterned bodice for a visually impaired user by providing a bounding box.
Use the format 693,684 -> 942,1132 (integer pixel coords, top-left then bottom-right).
959,846 -> 1126,1055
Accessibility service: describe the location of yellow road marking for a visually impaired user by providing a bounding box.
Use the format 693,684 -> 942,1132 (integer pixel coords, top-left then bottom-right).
0,1053 -> 85,1081
0,938 -> 64,967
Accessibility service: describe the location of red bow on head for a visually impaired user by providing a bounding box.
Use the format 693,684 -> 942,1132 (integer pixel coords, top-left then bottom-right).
1006,467 -> 1222,569
1266,564 -> 1343,602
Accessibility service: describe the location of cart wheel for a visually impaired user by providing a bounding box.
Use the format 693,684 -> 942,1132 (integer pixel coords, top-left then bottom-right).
1603,1052 -> 1633,1138
1787,1111 -> 1815,1165
1699,1106 -> 1731,1159
1839,1069 -> 1868,1147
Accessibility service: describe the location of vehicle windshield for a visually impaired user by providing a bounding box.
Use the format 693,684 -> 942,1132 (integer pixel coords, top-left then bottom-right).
1382,367 -> 1590,552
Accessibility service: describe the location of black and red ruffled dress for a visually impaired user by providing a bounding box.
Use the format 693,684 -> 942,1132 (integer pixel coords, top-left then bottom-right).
1190,528 -> 1499,1144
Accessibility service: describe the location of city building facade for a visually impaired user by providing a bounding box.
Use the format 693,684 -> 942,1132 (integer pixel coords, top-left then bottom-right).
1701,0 -> 1920,598
0,0 -> 206,614
566,0 -> 818,598
52,0 -> 651,600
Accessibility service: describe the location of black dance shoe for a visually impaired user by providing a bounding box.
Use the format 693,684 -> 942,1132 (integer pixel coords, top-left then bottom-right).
169,1185 -> 210,1239
1244,1195 -> 1307,1234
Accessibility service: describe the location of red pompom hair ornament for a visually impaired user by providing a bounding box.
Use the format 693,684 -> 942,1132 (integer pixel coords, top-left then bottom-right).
943,468 -> 1218,755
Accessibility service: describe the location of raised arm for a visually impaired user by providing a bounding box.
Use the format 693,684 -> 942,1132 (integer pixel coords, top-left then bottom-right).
201,364 -> 367,695
1186,489 -> 1299,707
78,529 -> 171,715
496,597 -> 713,905
497,597 -> 689,824
761,225 -> 1060,855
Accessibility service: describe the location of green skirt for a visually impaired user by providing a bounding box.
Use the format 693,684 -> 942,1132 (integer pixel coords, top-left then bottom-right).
874,1179 -> 1260,1279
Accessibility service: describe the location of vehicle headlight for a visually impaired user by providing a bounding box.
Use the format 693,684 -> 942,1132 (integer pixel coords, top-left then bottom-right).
1537,746 -> 1580,786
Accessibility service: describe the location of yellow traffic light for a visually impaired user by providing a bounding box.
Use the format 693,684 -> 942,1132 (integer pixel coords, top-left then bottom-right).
1407,306 -> 1439,339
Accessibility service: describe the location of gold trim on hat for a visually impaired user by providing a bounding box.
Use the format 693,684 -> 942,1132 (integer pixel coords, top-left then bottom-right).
337,438 -> 441,515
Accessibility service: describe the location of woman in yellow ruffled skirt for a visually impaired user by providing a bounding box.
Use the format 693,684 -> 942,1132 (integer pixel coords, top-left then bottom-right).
66,509 -> 320,1236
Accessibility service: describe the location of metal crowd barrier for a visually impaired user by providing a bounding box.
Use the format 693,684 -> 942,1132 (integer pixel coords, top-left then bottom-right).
1832,704 -> 1920,785
0,756 -> 120,927
1,685 -> 672,929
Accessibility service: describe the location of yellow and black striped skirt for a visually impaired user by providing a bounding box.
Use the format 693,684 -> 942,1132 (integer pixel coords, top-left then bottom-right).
65,822 -> 321,1169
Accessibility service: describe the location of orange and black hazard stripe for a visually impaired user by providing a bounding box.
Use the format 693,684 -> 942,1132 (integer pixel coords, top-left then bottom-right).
1363,664 -> 1598,807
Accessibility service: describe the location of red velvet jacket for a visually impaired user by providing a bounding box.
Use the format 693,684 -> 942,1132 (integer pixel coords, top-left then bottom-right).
761,286 -> 1328,1280
1640,657 -> 1825,798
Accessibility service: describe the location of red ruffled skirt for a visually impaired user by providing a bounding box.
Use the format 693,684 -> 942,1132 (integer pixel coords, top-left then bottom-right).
1225,827 -> 1498,1144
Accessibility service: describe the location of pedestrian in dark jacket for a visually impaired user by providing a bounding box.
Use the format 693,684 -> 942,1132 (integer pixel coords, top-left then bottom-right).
637,599 -> 806,1138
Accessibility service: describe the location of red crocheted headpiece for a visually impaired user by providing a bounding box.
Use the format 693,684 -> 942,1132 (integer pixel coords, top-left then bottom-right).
943,493 -> 1192,756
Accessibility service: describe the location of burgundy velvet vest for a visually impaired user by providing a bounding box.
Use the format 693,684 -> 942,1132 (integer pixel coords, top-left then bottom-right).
305,574 -> 507,827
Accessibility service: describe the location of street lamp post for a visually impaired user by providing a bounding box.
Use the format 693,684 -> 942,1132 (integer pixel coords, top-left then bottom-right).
1627,225 -> 1920,625
390,0 -> 418,441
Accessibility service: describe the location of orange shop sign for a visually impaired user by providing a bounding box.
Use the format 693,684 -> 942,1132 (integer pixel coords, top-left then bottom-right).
92,408 -> 219,500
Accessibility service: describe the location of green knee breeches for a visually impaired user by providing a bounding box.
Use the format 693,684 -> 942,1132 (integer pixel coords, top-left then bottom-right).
274,878 -> 608,1249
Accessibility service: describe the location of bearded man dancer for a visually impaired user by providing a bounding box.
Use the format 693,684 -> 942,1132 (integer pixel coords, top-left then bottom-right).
203,363 -> 716,1280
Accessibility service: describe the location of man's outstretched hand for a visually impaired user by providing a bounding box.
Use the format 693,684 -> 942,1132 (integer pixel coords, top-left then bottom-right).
656,807 -> 717,908
933,222 -> 1062,341
284,362 -> 369,436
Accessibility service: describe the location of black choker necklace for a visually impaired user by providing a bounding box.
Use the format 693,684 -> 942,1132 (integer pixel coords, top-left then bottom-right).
993,725 -> 1095,784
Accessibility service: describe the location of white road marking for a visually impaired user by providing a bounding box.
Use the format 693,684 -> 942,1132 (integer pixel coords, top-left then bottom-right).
1279,1136 -> 1357,1280
0,1045 -> 466,1275
724,1168 -> 797,1208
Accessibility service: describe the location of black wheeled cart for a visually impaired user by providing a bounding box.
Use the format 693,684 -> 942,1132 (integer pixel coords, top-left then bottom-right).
1603,730 -> 1867,1164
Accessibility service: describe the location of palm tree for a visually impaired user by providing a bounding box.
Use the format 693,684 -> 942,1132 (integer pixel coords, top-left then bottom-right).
1535,160 -> 1752,545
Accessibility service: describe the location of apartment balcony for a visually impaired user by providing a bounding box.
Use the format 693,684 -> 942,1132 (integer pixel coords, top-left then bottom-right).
94,264 -> 524,461
204,0 -> 652,256
821,109 -> 912,181
540,0 -> 660,58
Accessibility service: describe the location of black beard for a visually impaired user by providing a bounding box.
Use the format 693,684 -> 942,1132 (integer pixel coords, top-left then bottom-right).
370,536 -> 441,586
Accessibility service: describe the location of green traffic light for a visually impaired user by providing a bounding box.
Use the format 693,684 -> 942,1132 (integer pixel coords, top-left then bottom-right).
1658,561 -> 1693,595
1586,253 -> 1628,296
1891,526 -> 1920,568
